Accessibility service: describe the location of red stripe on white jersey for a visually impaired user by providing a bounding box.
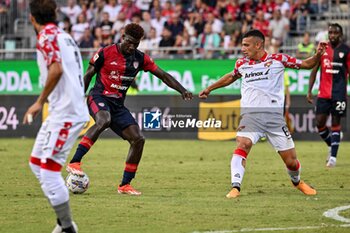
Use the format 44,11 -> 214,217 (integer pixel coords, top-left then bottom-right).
52,122 -> 72,156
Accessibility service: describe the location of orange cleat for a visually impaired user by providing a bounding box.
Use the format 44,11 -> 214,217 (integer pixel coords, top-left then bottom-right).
118,184 -> 142,196
226,188 -> 240,198
66,162 -> 84,176
294,180 -> 317,195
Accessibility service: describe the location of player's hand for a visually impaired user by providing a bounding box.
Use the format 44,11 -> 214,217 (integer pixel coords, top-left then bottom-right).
181,90 -> 193,101
23,102 -> 43,125
306,92 -> 314,104
316,42 -> 328,56
199,88 -> 210,99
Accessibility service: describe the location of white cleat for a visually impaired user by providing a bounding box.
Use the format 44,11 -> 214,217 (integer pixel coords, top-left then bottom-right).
326,156 -> 337,168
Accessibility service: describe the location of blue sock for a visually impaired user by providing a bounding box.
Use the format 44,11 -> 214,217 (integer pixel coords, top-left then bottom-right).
318,127 -> 331,147
121,171 -> 136,186
70,144 -> 89,163
331,130 -> 340,158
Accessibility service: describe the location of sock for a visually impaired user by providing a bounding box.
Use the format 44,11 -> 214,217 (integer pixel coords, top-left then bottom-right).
121,163 -> 138,186
70,136 -> 94,163
331,126 -> 341,158
53,201 -> 74,229
230,149 -> 248,190
287,160 -> 301,185
318,126 -> 331,147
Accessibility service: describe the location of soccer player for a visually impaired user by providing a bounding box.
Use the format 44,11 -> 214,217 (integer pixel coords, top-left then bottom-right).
66,23 -> 193,195
199,29 -> 327,198
307,23 -> 350,167
23,0 -> 89,232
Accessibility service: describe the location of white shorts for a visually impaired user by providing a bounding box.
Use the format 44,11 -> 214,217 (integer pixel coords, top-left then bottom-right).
31,120 -> 85,166
236,113 -> 294,151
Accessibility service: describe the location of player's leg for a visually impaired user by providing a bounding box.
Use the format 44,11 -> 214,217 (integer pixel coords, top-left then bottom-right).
226,114 -> 263,198
226,136 -> 252,198
118,125 -> 145,195
68,95 -> 111,175
315,98 -> 332,161
266,115 -> 316,196
327,114 -> 342,167
41,122 -> 84,232
278,148 -> 316,195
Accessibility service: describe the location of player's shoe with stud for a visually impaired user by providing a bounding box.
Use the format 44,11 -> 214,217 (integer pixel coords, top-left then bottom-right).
66,162 -> 84,176
226,188 -> 240,198
52,220 -> 78,233
326,156 -> 336,168
118,184 -> 142,196
294,180 -> 316,195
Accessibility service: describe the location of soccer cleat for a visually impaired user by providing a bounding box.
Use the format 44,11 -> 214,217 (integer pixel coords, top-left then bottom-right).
66,162 -> 84,176
226,188 -> 240,198
52,221 -> 78,233
294,180 -> 317,195
326,156 -> 337,168
118,184 -> 142,196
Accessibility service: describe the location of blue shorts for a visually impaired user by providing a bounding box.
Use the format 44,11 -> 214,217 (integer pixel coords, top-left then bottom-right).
316,98 -> 347,117
87,95 -> 138,138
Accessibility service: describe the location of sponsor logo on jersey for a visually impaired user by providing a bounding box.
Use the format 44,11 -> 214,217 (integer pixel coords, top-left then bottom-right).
244,71 -> 264,78
110,61 -> 118,65
110,83 -> 128,90
326,69 -> 340,74
323,58 -> 332,68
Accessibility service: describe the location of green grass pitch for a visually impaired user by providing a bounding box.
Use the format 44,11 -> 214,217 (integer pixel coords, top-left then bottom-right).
1,139 -> 350,233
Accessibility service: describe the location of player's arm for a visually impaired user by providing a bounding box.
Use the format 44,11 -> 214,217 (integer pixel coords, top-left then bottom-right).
306,62 -> 320,104
151,67 -> 193,100
23,62 -> 63,124
199,72 -> 240,99
300,42 -> 327,69
83,64 -> 97,93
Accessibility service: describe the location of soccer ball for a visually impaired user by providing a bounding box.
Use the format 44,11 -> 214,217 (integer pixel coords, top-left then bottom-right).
66,173 -> 89,194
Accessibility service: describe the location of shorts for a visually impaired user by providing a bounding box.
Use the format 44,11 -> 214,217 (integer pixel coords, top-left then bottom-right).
31,121 -> 85,166
236,113 -> 294,151
316,98 -> 347,117
87,95 -> 138,138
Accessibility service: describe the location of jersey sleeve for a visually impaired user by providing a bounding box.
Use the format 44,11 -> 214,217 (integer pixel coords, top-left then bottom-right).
89,48 -> 104,70
37,33 -> 61,66
231,58 -> 244,77
143,53 -> 158,72
276,53 -> 302,69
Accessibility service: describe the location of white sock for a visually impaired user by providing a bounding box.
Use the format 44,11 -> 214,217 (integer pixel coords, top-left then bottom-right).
231,155 -> 246,189
287,160 -> 301,184
40,169 -> 69,206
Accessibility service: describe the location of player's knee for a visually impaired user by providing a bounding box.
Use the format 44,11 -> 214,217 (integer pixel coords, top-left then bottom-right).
236,138 -> 252,152
95,117 -> 111,130
130,135 -> 145,147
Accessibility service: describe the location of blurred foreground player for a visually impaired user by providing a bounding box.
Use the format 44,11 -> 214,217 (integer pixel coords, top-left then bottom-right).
199,30 -> 327,198
67,23 -> 193,195
24,0 -> 89,232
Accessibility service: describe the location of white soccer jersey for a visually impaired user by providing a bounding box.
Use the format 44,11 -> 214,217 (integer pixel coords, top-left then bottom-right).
36,23 -> 89,123
232,52 -> 302,114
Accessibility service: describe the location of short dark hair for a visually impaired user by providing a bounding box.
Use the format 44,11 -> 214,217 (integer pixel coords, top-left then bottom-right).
329,23 -> 343,35
124,23 -> 144,41
29,0 -> 57,25
242,29 -> 265,42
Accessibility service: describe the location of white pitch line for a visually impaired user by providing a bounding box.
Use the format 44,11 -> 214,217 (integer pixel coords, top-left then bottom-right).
192,205 -> 350,233
323,205 -> 350,223
192,224 -> 350,233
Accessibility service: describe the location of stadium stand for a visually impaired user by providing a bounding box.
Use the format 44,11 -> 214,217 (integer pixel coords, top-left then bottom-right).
0,0 -> 348,60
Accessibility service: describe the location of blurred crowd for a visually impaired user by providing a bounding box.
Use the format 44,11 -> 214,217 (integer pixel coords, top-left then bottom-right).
55,0 -> 340,58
